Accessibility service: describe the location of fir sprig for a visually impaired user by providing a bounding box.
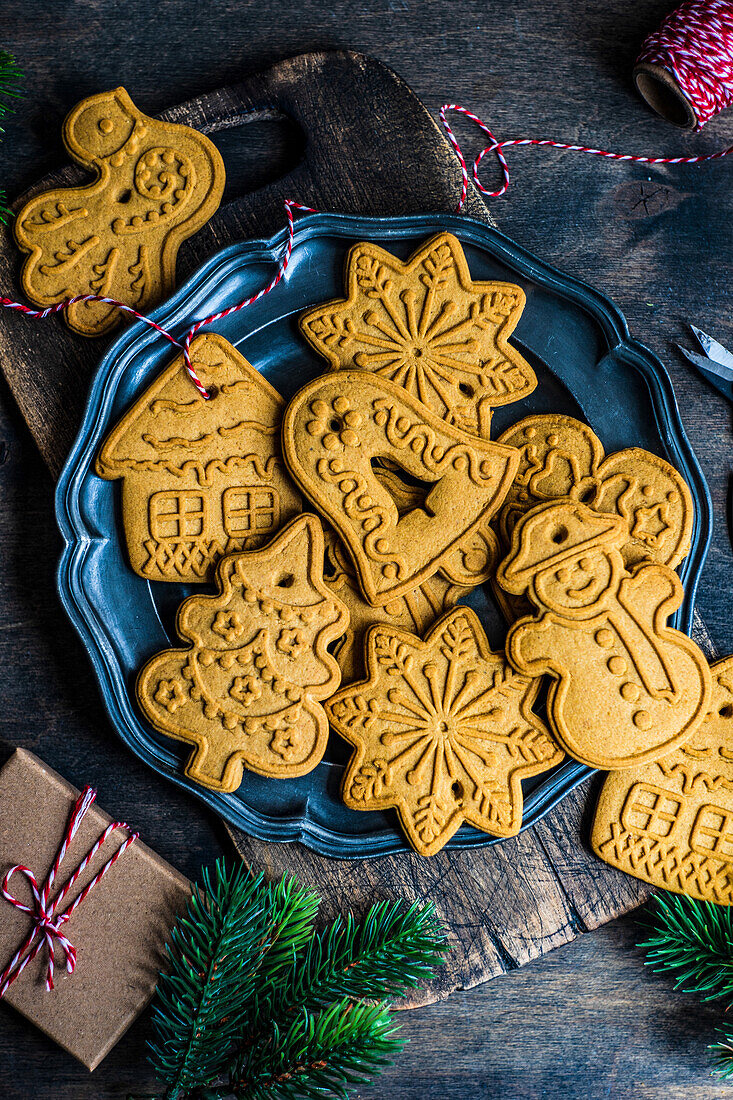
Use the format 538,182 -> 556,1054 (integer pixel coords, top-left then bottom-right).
639,893 -> 733,1079
233,1000 -> 404,1100
148,860 -> 319,1099
640,893 -> 733,1003
140,861 -> 447,1100
0,49 -> 24,225
255,899 -> 446,1027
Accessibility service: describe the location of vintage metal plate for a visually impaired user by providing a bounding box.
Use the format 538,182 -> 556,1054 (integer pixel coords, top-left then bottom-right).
56,212 -> 712,857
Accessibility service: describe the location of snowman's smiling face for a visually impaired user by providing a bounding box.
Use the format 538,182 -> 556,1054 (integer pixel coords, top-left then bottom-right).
533,549 -> 614,613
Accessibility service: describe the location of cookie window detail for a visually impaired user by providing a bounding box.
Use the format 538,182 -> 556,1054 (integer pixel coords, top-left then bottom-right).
690,804 -> 733,861
222,486 -> 280,538
149,491 -> 207,540
620,782 -> 684,840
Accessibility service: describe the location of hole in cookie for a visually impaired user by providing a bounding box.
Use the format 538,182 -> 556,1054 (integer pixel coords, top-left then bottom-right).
371,458 -> 436,519
720,704 -> 733,718
117,189 -> 133,204
329,418 -> 342,432
205,385 -> 219,401
451,781 -> 464,801
458,382 -> 474,397
577,486 -> 595,503
276,573 -> 295,589
551,524 -> 569,544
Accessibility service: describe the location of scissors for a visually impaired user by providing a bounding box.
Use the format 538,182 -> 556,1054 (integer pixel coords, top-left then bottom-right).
677,325 -> 733,550
677,325 -> 733,404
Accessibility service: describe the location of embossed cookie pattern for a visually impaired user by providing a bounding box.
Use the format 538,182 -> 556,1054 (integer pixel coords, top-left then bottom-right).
497,499 -> 711,770
282,370 -> 519,607
592,656 -> 733,904
96,333 -> 301,583
300,232 -> 537,438
137,515 -> 349,792
15,86 -> 225,336
327,607 -> 563,857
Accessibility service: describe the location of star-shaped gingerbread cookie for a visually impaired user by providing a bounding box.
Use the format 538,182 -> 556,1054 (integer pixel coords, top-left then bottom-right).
299,232 -> 537,438
327,607 -> 563,856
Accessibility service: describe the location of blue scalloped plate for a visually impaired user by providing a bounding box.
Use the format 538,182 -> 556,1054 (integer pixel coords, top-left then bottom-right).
56,212 -> 712,857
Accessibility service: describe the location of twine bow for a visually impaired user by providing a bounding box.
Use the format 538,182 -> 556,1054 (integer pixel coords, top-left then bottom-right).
0,785 -> 138,997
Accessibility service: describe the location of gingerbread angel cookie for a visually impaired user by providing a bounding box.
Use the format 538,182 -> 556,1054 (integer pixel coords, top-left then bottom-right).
497,500 -> 711,770
327,607 -> 563,857
495,414 -> 693,569
96,333 -> 301,584
282,370 -> 519,607
15,87 -> 224,336
137,515 -> 349,792
592,656 -> 733,904
299,233 -> 537,438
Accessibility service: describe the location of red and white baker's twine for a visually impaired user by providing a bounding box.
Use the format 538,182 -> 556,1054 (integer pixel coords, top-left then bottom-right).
0,198 -> 315,399
2,0 -> 732,397
0,786 -> 138,998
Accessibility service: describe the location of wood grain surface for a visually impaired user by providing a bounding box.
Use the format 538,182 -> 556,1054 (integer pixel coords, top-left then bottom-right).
0,2 -> 731,1096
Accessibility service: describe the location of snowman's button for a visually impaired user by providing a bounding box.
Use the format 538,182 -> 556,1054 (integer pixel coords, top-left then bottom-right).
608,656 -> 626,675
633,710 -> 653,730
595,629 -> 614,648
620,682 -> 641,702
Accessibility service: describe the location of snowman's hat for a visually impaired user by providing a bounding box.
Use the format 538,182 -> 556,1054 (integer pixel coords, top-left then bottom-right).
497,500 -> 625,594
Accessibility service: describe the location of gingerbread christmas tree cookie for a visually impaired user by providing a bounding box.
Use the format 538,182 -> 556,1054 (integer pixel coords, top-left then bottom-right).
137,515 -> 349,792
327,607 -> 563,857
282,370 -> 519,607
497,499 -> 711,770
14,87 -> 225,336
96,333 -> 301,583
592,655 -> 733,905
299,232 -> 536,438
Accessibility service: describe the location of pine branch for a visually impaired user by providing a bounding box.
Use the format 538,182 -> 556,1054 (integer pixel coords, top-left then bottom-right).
0,49 -> 24,225
232,999 -> 405,1100
256,899 -> 447,1029
639,894 -> 733,1004
148,859 -> 319,1100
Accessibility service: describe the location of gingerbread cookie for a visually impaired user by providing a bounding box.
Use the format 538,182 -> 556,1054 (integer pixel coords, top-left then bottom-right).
96,333 -> 301,583
497,499 -> 711,769
592,656 -> 733,904
327,607 -> 563,857
323,529 -> 464,683
137,514 -> 349,792
15,87 -> 224,336
282,371 -> 519,607
299,232 -> 536,438
495,414 -> 693,569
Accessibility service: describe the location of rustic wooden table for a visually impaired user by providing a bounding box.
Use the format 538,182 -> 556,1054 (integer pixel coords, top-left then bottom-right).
1,2 -> 731,1097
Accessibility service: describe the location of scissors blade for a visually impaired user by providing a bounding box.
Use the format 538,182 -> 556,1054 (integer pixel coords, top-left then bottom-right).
677,345 -> 733,401
690,325 -> 733,372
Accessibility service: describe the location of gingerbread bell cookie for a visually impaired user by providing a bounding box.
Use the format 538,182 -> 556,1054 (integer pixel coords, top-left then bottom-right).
96,333 -> 301,583
137,515 -> 348,792
327,607 -> 563,857
497,499 -> 711,770
282,370 -> 519,607
299,232 -> 537,438
592,656 -> 733,905
15,87 -> 224,336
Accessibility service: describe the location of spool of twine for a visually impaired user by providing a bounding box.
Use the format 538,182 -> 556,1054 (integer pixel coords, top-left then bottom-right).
634,0 -> 733,130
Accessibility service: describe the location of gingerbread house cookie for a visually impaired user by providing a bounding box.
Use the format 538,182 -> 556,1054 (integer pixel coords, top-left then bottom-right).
96,333 -> 301,583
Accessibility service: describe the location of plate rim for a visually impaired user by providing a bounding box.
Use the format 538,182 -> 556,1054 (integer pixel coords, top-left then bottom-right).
55,210 -> 712,857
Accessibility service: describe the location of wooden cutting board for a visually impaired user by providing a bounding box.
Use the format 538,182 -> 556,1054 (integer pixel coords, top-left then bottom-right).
0,50 -> 652,1007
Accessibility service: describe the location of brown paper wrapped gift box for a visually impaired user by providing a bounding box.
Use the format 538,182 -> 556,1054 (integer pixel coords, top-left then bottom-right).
0,748 -> 191,1070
